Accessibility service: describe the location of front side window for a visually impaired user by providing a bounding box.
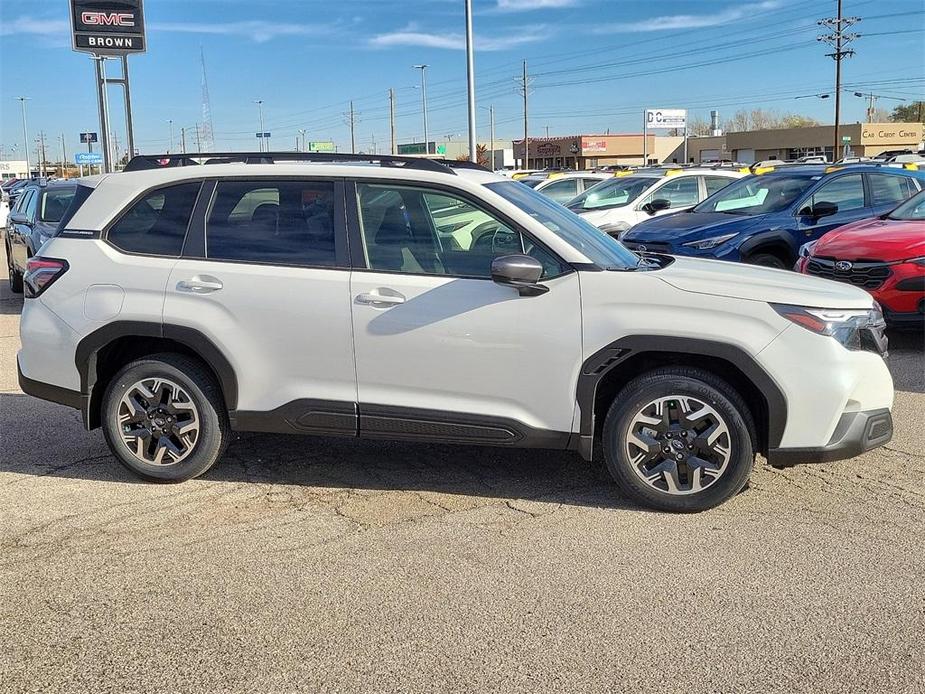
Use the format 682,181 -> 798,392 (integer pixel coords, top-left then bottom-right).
694,174 -> 817,215
108,182 -> 201,256
867,173 -> 916,206
206,180 -> 337,267
806,174 -> 865,213
641,176 -> 699,208
24,189 -> 39,221
566,176 -> 657,212
539,178 -> 579,203
356,183 -> 566,279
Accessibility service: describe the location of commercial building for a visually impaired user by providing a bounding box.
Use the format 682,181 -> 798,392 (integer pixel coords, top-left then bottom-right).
687,122 -> 924,164
513,134 -> 685,170
396,140 -> 515,170
0,160 -> 30,180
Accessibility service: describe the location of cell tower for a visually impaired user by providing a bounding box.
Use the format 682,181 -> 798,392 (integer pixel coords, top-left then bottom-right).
199,46 -> 215,152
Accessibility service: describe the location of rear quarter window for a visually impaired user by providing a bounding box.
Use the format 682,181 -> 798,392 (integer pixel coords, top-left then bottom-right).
107,182 -> 202,256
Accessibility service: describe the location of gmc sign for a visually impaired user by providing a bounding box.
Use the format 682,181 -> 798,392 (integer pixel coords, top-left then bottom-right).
71,0 -> 146,55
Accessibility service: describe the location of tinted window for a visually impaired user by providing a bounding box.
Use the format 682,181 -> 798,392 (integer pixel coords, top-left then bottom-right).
887,190 -> 925,220
808,174 -> 865,213
206,180 -> 337,266
13,189 -> 34,215
642,176 -> 699,208
868,174 -> 915,206
356,183 -> 566,279
540,178 -> 580,203
40,187 -> 77,223
694,174 -> 817,215
108,182 -> 201,256
704,175 -> 735,197
24,188 -> 39,221
566,176 -> 656,211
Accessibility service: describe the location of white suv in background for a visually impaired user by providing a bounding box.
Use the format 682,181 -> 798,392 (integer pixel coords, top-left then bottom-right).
516,172 -> 611,204
566,167 -> 744,236
17,153 -> 893,512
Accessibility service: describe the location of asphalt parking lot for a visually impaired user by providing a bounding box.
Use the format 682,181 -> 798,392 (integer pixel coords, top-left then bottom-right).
1,248 -> 923,694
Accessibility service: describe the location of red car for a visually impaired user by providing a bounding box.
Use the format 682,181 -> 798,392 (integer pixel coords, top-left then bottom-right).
797,190 -> 925,328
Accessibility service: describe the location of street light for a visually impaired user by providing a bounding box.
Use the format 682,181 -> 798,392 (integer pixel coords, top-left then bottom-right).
480,104 -> 495,170
794,93 -> 830,100
464,0 -> 477,163
167,119 -> 174,153
412,65 -> 429,154
16,97 -> 31,176
853,91 -> 905,122
254,100 -> 265,152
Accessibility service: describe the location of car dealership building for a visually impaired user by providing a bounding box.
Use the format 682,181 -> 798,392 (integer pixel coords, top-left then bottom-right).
513,134 -> 686,170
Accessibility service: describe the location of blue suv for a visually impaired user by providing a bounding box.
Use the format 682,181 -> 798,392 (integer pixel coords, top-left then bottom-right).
622,165 -> 925,268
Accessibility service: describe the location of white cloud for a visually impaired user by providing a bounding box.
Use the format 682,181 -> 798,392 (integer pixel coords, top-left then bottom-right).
0,16 -> 68,37
496,0 -> 580,10
370,26 -> 548,51
597,1 -> 780,33
149,20 -> 330,43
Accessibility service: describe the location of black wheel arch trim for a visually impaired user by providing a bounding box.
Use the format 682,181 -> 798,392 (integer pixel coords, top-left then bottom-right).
738,230 -> 796,261
74,321 -> 239,428
576,335 -> 788,461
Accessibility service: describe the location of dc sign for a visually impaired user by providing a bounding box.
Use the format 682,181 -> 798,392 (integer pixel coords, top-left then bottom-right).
70,0 -> 146,55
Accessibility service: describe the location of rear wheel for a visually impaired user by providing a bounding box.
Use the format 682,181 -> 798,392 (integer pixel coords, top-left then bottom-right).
7,245 -> 23,293
101,353 -> 229,482
746,252 -> 788,269
602,367 -> 755,512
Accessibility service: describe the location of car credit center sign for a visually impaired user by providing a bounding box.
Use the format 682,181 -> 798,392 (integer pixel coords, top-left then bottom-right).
70,0 -> 146,55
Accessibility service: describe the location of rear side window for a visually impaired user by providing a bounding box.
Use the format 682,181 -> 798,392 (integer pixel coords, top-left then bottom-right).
704,175 -> 735,197
808,174 -> 865,213
205,180 -> 337,267
108,182 -> 201,256
55,184 -> 94,232
868,174 -> 916,206
40,187 -> 77,223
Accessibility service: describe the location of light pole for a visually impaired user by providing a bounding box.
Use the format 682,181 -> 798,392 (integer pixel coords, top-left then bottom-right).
853,91 -> 904,123
298,129 -> 306,152
464,0 -> 477,163
412,65 -> 429,154
254,100 -> 265,152
16,97 -> 31,177
480,104 -> 495,170
168,119 -> 174,153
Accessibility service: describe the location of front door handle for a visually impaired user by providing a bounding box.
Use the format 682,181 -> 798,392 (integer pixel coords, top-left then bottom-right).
356,290 -> 405,306
177,275 -> 223,294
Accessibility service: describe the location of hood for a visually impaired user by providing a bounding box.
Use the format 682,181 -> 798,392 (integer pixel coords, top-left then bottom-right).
653,255 -> 873,309
576,207 -> 630,226
814,217 -> 925,262
624,211 -> 766,243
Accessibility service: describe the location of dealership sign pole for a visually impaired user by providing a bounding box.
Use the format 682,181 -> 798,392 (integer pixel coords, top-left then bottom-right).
70,0 -> 146,173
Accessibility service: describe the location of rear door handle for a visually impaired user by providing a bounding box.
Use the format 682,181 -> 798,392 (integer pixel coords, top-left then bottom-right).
356,291 -> 405,306
177,275 -> 223,294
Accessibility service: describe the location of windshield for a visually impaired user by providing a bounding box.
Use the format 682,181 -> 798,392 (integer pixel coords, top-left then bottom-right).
486,180 -> 640,270
693,174 -> 817,215
566,176 -> 656,212
887,190 -> 925,220
41,186 -> 78,223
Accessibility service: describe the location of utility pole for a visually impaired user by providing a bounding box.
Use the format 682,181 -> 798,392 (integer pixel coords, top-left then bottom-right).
345,101 -> 358,154
519,60 -> 531,170
254,100 -> 265,152
180,127 -> 187,154
298,129 -> 306,152
17,96 -> 31,176
61,133 -> 67,178
487,105 -> 495,170
168,120 -> 174,153
465,0 -> 477,163
389,88 -> 397,155
112,131 -> 120,168
413,65 -> 429,153
818,1 -> 859,160
37,132 -> 47,177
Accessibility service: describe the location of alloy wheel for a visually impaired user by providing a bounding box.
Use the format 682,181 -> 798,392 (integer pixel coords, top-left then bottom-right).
625,395 -> 732,495
118,377 -> 200,466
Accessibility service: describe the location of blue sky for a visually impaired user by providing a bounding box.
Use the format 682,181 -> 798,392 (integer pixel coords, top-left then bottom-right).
1,0 -> 923,160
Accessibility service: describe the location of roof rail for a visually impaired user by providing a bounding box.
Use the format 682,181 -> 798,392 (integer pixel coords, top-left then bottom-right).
123,151 -> 464,175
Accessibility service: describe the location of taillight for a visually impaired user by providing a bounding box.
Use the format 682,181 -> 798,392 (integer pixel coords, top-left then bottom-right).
23,257 -> 69,298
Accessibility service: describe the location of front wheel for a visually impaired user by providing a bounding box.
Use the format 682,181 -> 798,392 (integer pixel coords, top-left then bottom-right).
101,353 -> 229,482
602,367 -> 755,512
745,252 -> 788,269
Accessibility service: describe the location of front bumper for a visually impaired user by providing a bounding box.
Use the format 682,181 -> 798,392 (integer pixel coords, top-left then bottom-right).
766,408 -> 893,468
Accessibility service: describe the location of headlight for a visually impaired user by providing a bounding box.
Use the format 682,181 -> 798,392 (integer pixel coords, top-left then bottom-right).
599,222 -> 630,237
771,303 -> 887,355
799,240 -> 818,258
682,232 -> 737,250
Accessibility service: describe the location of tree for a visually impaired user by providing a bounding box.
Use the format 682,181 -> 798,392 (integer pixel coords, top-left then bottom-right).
890,101 -> 925,123
869,107 -> 892,123
686,117 -> 713,136
780,114 -> 820,128
722,108 -> 820,132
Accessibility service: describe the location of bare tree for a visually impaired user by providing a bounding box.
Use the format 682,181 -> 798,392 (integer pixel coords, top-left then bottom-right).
686,117 -> 713,136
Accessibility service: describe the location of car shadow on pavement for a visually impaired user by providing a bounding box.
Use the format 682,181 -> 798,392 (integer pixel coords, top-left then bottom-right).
886,329 -> 925,394
1,392 -> 640,512
0,295 -> 23,315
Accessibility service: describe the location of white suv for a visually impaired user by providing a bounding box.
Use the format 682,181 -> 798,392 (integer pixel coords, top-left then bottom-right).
566,168 -> 744,236
17,153 -> 894,512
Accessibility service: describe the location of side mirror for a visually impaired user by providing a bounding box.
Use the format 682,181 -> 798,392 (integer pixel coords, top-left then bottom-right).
641,198 -> 671,215
800,201 -> 838,219
491,254 -> 548,297
8,212 -> 29,226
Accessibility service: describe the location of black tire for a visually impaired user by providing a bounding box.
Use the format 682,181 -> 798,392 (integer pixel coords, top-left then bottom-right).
7,246 -> 23,293
746,252 -> 788,270
601,367 -> 756,513
101,353 -> 229,482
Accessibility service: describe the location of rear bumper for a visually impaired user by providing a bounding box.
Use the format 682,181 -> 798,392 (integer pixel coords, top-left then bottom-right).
766,408 -> 892,468
18,356 -> 85,411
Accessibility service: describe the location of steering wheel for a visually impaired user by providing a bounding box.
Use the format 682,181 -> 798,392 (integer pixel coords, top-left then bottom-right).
471,225 -> 523,256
